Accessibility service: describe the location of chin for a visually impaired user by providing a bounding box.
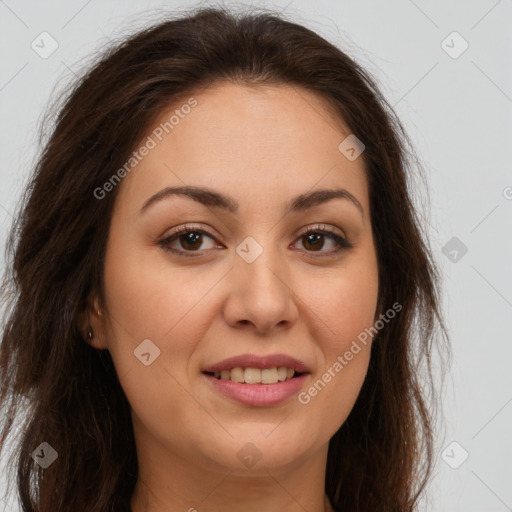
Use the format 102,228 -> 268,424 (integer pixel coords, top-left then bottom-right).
194,427 -> 319,474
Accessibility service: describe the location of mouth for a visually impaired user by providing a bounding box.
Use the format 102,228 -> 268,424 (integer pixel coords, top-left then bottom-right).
202,366 -> 307,385
202,369 -> 310,407
201,353 -> 311,406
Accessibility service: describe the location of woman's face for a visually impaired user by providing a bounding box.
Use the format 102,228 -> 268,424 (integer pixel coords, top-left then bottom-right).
91,82 -> 379,474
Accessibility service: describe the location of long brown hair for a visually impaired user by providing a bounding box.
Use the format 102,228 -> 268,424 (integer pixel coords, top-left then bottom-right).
0,6 -> 449,511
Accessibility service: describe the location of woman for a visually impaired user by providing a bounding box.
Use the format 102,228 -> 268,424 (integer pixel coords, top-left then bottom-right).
0,6 -> 449,512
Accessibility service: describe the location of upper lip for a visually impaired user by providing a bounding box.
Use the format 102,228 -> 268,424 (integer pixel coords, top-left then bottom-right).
202,354 -> 310,374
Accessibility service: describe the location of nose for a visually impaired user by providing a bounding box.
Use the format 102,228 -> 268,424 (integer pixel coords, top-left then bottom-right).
223,242 -> 299,335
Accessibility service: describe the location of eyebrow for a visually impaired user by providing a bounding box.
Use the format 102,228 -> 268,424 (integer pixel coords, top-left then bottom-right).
140,185 -> 364,218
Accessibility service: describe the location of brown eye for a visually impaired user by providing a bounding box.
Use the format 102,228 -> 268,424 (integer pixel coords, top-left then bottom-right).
158,227 -> 221,257
178,231 -> 204,251
294,226 -> 353,256
302,232 -> 327,251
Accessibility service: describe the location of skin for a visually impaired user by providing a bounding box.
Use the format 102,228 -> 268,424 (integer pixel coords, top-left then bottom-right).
87,82 -> 379,512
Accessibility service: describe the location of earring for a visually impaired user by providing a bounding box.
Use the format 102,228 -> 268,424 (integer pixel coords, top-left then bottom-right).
87,327 -> 93,340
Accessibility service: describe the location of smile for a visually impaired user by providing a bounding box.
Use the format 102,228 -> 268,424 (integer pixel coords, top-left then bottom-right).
205,366 -> 299,384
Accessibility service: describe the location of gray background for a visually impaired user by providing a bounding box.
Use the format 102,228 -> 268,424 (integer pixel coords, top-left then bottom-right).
1,1 -> 511,510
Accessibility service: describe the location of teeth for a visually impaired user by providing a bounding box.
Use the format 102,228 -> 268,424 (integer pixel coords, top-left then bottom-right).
212,366 -> 297,384
244,367 -> 261,384
261,367 -> 278,384
230,367 -> 244,383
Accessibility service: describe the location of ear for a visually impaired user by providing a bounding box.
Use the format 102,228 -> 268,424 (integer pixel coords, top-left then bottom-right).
78,293 -> 108,350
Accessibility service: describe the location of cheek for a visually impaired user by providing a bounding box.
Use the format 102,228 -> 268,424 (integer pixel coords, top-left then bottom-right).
100,239 -> 227,413
102,239 -> 217,343
296,253 -> 378,426
300,351 -> 371,438
100,244 -> 216,438
297,281 -> 377,434
308,254 -> 379,351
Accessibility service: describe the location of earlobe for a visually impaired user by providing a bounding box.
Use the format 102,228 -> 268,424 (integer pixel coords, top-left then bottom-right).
80,295 -> 108,350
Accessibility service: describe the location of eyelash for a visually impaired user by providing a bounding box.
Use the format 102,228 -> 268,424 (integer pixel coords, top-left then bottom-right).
157,223 -> 353,259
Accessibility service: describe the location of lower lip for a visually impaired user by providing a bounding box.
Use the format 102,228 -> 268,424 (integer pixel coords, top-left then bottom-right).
202,373 -> 309,406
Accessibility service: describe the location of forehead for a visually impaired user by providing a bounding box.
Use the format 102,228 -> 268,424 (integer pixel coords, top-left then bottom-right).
115,82 -> 370,217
